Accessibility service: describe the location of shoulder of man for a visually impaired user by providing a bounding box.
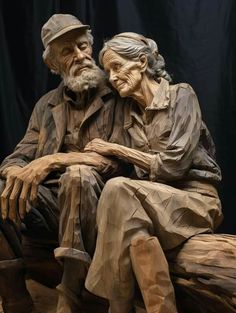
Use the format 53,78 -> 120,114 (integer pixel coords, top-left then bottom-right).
33,82 -> 64,113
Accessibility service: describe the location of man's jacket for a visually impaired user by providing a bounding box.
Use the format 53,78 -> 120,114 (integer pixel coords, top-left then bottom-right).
0,82 -> 130,175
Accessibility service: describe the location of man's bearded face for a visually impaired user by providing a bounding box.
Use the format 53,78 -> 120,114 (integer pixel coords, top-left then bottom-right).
62,59 -> 105,93
51,30 -> 105,92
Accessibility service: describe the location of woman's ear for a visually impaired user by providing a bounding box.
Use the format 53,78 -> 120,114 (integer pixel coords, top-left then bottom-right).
139,54 -> 148,73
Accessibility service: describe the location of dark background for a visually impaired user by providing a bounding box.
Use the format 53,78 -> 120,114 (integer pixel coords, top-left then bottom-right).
0,0 -> 235,233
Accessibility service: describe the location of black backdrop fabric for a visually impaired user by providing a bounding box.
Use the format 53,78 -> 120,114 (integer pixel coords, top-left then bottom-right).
0,0 -> 235,233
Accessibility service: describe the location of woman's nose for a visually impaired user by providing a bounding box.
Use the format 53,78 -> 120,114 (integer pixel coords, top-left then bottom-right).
109,70 -> 118,83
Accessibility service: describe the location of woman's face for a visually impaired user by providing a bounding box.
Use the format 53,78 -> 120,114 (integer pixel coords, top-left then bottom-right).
102,49 -> 143,98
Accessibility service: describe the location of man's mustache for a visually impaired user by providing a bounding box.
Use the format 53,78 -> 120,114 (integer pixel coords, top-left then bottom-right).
70,61 -> 95,76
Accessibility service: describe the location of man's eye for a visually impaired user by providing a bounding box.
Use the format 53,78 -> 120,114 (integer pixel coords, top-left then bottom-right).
79,43 -> 88,50
61,48 -> 71,56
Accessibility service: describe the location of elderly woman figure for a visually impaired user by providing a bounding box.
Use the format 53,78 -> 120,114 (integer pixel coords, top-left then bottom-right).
84,32 -> 223,313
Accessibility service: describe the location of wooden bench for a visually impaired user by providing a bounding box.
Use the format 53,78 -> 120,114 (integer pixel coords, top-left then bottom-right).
23,234 -> 236,313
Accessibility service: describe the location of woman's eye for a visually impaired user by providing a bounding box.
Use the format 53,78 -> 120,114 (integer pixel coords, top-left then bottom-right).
113,64 -> 121,71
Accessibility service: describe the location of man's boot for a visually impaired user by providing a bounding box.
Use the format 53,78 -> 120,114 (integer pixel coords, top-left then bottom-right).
57,287 -> 83,313
130,236 -> 178,313
0,222 -> 35,313
56,258 -> 86,313
0,259 -> 35,313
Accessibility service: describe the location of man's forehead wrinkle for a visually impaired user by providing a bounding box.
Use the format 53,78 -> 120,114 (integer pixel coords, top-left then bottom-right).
60,40 -> 73,47
55,39 -> 88,52
76,38 -> 89,45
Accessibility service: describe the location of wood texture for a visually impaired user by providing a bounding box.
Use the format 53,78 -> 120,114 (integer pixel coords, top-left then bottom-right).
169,234 -> 236,313
23,233 -> 236,313
134,234 -> 236,313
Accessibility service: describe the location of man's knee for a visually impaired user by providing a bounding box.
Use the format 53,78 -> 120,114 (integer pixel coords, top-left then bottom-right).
65,164 -> 93,175
60,165 -> 94,184
59,164 -> 102,192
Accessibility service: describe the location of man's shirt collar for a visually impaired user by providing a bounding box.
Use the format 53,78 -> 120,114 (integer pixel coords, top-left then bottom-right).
48,81 -> 113,108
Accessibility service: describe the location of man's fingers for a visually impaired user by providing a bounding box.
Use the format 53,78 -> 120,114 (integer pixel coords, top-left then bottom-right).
1,196 -> 9,220
9,180 -> 23,223
19,182 -> 30,220
0,177 -> 14,219
29,183 -> 38,210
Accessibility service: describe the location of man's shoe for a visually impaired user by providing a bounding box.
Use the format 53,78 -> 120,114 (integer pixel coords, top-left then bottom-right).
0,259 -> 35,313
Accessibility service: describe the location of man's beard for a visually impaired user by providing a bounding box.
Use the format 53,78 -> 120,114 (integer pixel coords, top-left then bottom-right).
62,61 -> 106,93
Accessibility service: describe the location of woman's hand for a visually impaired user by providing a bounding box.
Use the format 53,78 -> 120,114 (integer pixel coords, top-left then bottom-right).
85,138 -> 153,172
84,138 -> 117,156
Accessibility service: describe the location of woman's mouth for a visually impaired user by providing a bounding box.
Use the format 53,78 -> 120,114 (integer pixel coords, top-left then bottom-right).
115,81 -> 125,90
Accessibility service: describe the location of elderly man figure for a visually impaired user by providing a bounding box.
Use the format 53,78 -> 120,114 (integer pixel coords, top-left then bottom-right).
84,33 -> 223,313
0,15 -> 129,313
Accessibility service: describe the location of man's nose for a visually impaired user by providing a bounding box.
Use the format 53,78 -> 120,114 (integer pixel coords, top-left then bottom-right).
73,46 -> 85,62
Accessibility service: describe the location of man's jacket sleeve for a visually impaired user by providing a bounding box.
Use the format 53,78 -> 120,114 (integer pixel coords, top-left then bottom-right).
0,98 -> 42,176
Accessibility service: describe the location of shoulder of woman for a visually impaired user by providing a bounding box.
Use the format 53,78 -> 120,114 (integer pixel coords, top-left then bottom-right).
170,82 -> 198,103
169,83 -> 201,118
171,82 -> 195,94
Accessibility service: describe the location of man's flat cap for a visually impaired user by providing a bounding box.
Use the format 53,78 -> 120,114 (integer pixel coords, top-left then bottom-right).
41,14 -> 89,48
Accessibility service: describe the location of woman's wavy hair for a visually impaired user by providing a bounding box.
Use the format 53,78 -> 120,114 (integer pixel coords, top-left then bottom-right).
99,32 -> 172,82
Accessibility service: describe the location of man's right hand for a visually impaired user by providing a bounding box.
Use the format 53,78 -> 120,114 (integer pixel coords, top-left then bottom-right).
0,152 -> 122,225
0,156 -> 54,224
1,165 -> 24,224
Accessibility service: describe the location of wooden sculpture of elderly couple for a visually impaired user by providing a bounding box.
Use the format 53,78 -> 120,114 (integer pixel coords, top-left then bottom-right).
0,14 -> 222,313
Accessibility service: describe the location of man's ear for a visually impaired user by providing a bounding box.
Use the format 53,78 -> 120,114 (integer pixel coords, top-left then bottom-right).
139,54 -> 148,73
44,57 -> 59,74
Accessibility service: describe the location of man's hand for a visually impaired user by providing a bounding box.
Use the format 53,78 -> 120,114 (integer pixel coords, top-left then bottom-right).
1,165 -> 22,223
0,151 -> 120,224
0,156 -> 54,223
